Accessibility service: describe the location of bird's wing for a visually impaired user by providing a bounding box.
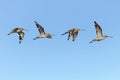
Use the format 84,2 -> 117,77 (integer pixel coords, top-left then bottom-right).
33,36 -> 40,40
61,29 -> 73,35
34,21 -> 45,35
8,28 -> 18,35
94,21 -> 103,37
68,32 -> 72,40
72,32 -> 78,41
61,31 -> 69,35
18,32 -> 24,44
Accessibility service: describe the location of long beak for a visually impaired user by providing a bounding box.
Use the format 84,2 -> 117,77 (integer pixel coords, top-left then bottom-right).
80,29 -> 85,31
23,29 -> 29,31
51,34 -> 55,36
108,36 -> 112,38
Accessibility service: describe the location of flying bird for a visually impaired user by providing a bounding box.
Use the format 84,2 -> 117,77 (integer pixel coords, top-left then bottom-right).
61,28 -> 85,41
33,21 -> 53,40
8,28 -> 28,44
89,21 -> 112,43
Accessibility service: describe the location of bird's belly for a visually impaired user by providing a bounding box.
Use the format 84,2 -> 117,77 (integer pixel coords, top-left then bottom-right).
40,35 -> 46,38
96,37 -> 105,41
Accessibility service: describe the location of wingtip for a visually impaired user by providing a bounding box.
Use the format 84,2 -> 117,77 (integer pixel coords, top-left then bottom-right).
72,39 -> 75,42
61,33 -> 66,36
94,21 -> 97,24
34,21 -> 37,24
89,41 -> 92,44
19,41 -> 22,44
33,37 -> 37,40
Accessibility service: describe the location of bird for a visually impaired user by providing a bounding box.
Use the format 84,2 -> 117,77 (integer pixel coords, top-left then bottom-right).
8,28 -> 28,44
89,21 -> 112,43
33,21 -> 53,40
61,28 -> 85,41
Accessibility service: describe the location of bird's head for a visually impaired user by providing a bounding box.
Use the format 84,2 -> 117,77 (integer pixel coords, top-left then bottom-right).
77,28 -> 80,30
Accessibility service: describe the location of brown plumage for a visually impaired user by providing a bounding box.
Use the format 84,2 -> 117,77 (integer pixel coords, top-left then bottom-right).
89,21 -> 112,43
33,21 -> 53,40
8,28 -> 26,44
61,28 -> 84,41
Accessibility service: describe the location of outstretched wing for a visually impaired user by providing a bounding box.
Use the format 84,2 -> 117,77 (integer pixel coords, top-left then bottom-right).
94,21 -> 103,37
61,31 -> 69,35
61,29 -> 73,35
18,32 -> 24,44
67,32 -> 72,40
8,28 -> 19,35
34,21 -> 45,35
61,29 -> 73,41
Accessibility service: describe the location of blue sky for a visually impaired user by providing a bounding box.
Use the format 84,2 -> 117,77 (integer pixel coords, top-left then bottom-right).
0,0 -> 120,80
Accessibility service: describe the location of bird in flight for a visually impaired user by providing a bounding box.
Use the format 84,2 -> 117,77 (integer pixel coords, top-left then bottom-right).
89,21 -> 112,43
8,28 -> 28,44
33,21 -> 53,40
61,28 -> 85,41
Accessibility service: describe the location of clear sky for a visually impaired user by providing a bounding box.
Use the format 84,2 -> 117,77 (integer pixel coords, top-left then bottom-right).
0,0 -> 120,80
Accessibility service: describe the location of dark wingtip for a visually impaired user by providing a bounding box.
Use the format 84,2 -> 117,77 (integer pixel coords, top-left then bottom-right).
72,40 -> 75,42
94,21 -> 98,24
19,42 -> 21,44
34,21 -> 37,24
89,41 -> 92,44
94,21 -> 97,24
8,33 -> 11,35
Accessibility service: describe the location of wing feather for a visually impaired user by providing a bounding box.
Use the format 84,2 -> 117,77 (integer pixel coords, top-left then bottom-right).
72,32 -> 78,41
94,21 -> 103,37
34,21 -> 45,35
18,32 -> 24,44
